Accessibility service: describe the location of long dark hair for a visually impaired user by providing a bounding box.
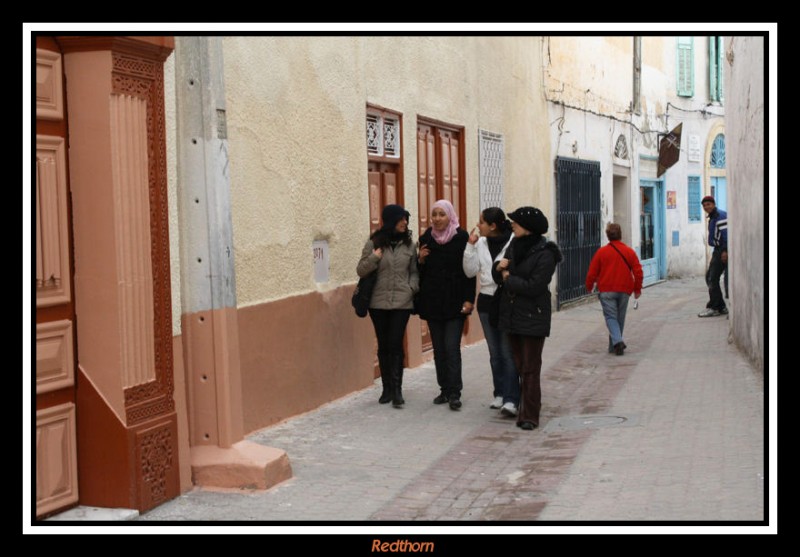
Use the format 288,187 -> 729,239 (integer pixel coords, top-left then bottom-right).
482,207 -> 512,234
370,226 -> 413,248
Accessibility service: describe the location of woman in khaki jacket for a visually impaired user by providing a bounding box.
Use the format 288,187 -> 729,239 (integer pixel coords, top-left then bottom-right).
356,204 -> 419,408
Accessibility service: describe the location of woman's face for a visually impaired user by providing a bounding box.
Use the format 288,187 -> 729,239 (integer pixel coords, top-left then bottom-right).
477,214 -> 497,237
394,217 -> 408,233
511,221 -> 530,237
431,207 -> 450,231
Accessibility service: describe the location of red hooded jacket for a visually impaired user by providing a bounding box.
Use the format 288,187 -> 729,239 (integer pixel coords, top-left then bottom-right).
585,240 -> 643,295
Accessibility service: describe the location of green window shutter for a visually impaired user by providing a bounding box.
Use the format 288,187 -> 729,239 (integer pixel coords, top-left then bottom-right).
709,36 -> 725,102
677,37 -> 694,97
688,176 -> 701,222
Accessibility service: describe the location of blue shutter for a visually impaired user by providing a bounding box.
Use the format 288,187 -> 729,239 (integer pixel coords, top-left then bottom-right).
688,176 -> 701,222
676,37 -> 694,97
709,37 -> 718,101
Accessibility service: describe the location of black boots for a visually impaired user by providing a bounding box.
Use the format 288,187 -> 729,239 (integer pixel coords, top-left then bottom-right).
378,355 -> 392,404
391,355 -> 405,408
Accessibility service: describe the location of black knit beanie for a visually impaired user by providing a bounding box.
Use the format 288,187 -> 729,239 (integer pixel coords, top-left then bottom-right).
508,206 -> 548,235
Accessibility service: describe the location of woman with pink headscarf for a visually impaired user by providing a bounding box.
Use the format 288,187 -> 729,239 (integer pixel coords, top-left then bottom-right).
416,200 -> 477,411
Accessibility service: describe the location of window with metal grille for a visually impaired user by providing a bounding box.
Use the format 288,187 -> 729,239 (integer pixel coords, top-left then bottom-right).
688,176 -> 702,222
366,112 -> 400,158
710,134 -> 725,168
676,37 -> 695,97
478,129 -> 504,212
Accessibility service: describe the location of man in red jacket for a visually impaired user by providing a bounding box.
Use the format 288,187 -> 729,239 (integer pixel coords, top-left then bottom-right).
585,223 -> 644,356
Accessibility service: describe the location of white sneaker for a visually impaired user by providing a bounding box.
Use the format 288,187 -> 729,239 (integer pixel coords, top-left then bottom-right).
490,396 -> 503,409
500,402 -> 518,417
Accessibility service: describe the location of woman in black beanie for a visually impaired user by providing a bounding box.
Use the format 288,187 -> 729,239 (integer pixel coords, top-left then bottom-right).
357,204 -> 419,408
492,206 -> 562,430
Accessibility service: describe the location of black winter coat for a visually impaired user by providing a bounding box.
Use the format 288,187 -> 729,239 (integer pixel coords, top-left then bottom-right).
416,228 -> 477,321
492,235 -> 563,337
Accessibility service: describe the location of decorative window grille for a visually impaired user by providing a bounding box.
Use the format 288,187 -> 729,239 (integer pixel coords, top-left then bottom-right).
478,129 -> 504,211
366,112 -> 400,158
614,134 -> 629,160
710,134 -> 726,168
688,176 -> 702,222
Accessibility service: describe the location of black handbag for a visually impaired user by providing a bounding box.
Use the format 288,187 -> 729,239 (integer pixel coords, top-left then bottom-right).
351,272 -> 377,318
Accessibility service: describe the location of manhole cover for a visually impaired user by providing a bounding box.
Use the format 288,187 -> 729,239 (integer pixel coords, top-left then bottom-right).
542,414 -> 639,433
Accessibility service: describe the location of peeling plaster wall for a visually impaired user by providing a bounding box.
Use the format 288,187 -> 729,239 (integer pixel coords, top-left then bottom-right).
545,36 -> 725,278
725,36 -> 765,373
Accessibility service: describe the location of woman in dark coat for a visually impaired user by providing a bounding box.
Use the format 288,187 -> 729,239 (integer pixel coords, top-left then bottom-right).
417,199 -> 477,411
492,206 -> 562,430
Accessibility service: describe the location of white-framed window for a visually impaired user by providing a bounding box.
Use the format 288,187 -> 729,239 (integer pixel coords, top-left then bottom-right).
478,129 -> 504,211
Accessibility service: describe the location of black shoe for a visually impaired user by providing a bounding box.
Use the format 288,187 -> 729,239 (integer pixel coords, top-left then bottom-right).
379,391 -> 392,404
392,393 -> 405,408
433,393 -> 449,404
448,398 -> 462,410
517,421 -> 537,430
614,342 -> 625,356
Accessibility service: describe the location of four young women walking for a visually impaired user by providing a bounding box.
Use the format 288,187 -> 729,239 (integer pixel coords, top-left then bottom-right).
358,202 -> 562,433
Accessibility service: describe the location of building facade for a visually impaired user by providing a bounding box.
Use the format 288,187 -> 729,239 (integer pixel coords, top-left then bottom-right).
542,36 -> 728,307
33,35 -> 552,518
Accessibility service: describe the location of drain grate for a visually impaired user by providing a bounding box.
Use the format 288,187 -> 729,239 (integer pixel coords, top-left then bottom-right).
542,413 -> 640,433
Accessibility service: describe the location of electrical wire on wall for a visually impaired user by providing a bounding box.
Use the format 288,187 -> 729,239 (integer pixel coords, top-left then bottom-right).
541,37 -> 667,142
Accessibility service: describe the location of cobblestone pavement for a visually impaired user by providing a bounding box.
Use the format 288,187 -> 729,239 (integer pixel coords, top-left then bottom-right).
134,277 -> 769,531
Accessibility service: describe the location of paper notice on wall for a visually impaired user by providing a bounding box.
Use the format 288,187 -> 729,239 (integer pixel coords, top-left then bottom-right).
688,134 -> 701,162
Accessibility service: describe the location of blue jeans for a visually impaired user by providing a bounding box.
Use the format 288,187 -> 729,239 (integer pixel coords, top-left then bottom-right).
598,292 -> 630,351
427,317 -> 466,399
478,311 -> 520,405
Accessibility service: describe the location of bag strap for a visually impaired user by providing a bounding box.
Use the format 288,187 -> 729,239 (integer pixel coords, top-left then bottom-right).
609,242 -> 633,273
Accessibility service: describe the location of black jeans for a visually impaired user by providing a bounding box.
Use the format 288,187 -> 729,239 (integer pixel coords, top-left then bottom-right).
368,309 -> 411,366
706,248 -> 728,311
427,316 -> 466,399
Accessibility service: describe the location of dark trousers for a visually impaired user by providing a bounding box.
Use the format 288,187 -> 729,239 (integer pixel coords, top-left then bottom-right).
428,316 -> 466,399
368,309 -> 411,378
706,248 -> 728,311
508,335 -> 546,426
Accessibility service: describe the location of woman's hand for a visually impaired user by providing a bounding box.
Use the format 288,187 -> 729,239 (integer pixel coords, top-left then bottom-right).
418,244 -> 430,264
496,258 -> 509,271
468,227 -> 480,245
373,247 -> 383,258
461,301 -> 474,315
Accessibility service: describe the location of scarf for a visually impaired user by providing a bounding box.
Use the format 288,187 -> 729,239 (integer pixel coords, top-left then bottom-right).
430,199 -> 459,245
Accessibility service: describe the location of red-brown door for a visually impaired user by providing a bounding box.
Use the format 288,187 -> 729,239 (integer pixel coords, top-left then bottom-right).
416,121 -> 466,352
34,36 -> 79,518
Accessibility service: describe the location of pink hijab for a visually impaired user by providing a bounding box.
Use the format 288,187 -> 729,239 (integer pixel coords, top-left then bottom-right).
431,199 -> 460,244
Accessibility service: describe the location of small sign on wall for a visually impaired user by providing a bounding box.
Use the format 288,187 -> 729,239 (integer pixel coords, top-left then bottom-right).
667,191 -> 677,209
313,240 -> 329,283
688,134 -> 701,162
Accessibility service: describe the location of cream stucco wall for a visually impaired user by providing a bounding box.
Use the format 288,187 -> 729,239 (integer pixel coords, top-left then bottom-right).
223,36 -> 550,307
